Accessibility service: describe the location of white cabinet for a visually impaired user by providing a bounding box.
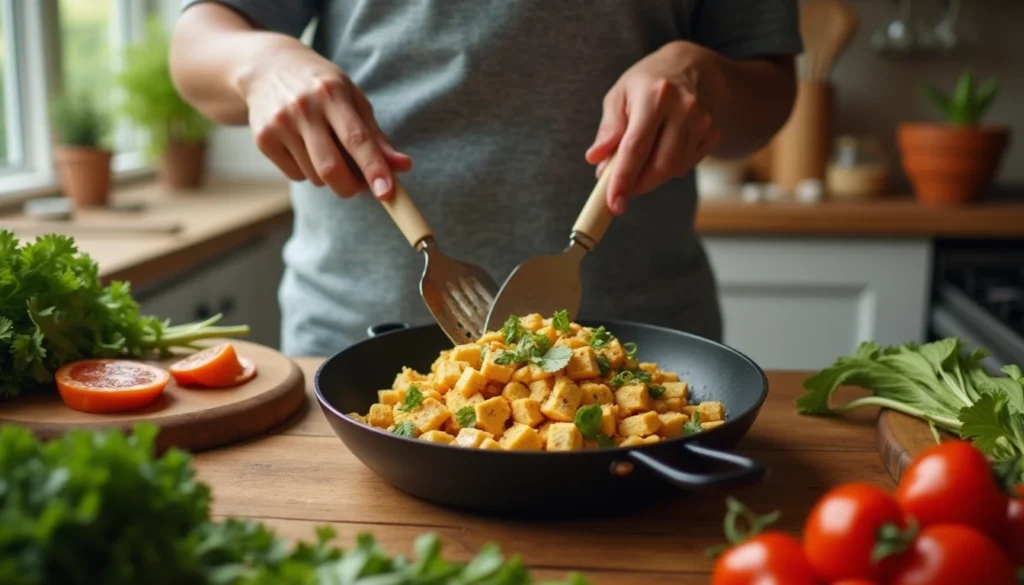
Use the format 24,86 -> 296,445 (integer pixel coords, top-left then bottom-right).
702,237 -> 932,371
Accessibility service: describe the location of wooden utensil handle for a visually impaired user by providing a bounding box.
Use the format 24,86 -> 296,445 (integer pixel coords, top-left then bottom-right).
379,177 -> 434,248
571,153 -> 617,249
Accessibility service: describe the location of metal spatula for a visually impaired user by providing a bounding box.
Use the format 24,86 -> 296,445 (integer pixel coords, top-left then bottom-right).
380,178 -> 498,343
484,154 -> 617,330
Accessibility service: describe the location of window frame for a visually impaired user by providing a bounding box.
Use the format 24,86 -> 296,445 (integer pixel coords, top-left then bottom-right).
0,0 -> 158,204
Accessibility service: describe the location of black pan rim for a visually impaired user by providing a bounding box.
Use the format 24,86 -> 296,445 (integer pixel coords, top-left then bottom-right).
313,317 -> 769,456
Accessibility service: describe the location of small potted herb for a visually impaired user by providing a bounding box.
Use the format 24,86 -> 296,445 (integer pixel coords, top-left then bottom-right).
118,18 -> 211,189
50,93 -> 113,207
897,70 -> 1011,206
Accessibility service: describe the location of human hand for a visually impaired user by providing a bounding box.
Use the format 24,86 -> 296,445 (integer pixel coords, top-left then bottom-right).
585,41 -> 722,215
236,38 -> 411,200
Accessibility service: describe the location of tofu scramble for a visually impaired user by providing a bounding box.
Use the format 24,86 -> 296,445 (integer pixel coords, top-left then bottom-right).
349,311 -> 727,451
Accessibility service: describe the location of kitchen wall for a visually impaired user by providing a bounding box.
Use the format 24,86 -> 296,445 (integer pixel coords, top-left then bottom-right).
195,0 -> 1023,185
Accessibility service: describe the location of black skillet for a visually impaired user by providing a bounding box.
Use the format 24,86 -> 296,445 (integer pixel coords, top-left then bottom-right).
314,319 -> 769,516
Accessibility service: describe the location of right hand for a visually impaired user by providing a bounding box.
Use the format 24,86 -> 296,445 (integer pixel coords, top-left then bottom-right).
236,38 -> 412,200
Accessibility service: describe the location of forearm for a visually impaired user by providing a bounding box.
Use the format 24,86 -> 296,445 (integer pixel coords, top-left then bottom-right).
690,44 -> 797,159
170,4 -> 306,126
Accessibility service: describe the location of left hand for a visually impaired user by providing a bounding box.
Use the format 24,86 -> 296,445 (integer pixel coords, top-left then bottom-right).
586,41 -> 722,215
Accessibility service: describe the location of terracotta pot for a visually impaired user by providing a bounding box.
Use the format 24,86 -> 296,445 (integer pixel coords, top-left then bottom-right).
159,139 -> 207,189
897,123 -> 1011,206
54,146 -> 113,207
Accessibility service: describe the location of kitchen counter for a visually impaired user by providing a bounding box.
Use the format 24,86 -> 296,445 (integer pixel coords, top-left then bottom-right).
192,358 -> 890,585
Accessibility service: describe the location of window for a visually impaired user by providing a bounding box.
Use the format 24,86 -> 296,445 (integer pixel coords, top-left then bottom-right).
0,0 -> 156,199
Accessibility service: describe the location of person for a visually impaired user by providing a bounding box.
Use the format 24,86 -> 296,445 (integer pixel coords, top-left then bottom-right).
170,1 -> 800,357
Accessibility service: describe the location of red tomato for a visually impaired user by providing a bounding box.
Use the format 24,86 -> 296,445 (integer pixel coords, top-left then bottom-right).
711,531 -> 821,585
888,524 -> 1016,585
803,483 -> 906,581
1001,484 -> 1024,565
894,441 -> 1007,536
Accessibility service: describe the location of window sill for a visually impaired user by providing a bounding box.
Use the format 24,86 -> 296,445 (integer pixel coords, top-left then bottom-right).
0,154 -> 155,213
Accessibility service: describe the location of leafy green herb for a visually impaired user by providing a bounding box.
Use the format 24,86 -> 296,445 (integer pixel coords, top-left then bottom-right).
589,326 -> 611,349
456,406 -> 477,429
397,385 -> 424,412
623,342 -> 638,361
501,314 -> 524,345
574,404 -> 603,440
684,412 -> 703,435
648,385 -> 666,399
392,421 -> 418,437
798,338 -> 1024,480
596,355 -> 611,377
552,310 -> 571,333
494,351 -> 520,366
536,345 -> 572,373
596,434 -> 616,449
0,232 -> 249,399
922,70 -> 1001,126
0,423 -> 590,584
609,369 -> 651,389
492,334 -> 571,373
480,345 -> 488,362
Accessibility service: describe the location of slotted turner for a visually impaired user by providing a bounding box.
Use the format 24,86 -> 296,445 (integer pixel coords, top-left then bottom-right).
484,154 -> 617,330
380,178 -> 498,344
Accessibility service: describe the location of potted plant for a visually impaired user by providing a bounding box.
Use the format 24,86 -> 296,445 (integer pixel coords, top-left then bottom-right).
50,92 -> 113,207
897,70 -> 1011,206
118,18 -> 211,189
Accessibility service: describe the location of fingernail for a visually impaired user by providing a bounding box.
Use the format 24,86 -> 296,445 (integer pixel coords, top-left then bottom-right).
612,197 -> 625,215
372,177 -> 391,198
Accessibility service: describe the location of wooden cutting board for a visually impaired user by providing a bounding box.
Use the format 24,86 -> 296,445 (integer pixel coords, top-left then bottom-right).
0,339 -> 305,452
876,408 -> 953,483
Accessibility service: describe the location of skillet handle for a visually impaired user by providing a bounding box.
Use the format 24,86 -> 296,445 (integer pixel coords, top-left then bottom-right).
367,323 -> 412,338
627,442 -> 767,490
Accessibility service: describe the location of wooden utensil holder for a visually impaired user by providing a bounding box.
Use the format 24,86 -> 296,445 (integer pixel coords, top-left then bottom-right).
772,81 -> 833,192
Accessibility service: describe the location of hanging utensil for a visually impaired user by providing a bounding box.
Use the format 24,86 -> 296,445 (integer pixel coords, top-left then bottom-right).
800,0 -> 859,81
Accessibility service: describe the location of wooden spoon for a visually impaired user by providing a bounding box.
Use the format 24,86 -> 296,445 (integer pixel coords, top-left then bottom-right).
800,0 -> 859,81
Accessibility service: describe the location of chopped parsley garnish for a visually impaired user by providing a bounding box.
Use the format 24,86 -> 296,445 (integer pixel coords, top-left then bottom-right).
552,309 -> 571,333
480,345 -> 488,362
609,369 -> 651,388
392,421 -> 417,437
455,406 -> 477,428
623,342 -> 638,360
596,434 -> 616,449
536,345 -> 572,372
684,412 -> 703,436
501,314 -> 524,345
491,333 -> 571,373
573,404 -> 603,439
648,384 -> 666,399
596,355 -> 611,377
397,385 -> 424,412
589,325 -> 612,348
493,351 -> 519,365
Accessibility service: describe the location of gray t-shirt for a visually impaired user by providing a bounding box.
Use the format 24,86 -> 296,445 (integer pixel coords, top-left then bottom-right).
183,0 -> 801,357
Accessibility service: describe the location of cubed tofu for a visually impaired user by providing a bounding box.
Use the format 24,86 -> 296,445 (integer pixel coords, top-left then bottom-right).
620,435 -> 661,447
698,401 -> 725,422
393,398 -> 451,434
474,396 -> 512,437
481,350 -> 516,384
377,388 -> 406,406
546,422 -> 583,451
512,365 -> 533,384
453,367 -> 489,398
449,343 -> 483,369
477,332 -> 504,344
558,337 -> 588,350
614,383 -> 650,416
651,399 -> 668,414
455,428 -> 494,448
483,383 -> 503,398
597,338 -> 626,369
527,362 -> 555,381
701,420 -> 726,430
538,421 -> 552,446
540,376 -> 583,422
600,404 -> 619,436
656,370 -> 680,383
662,381 -> 689,404
579,382 -> 614,405
528,377 -> 555,402
510,398 -> 545,427
498,423 -> 543,451
445,390 -> 484,417
565,346 -> 601,380
347,412 -> 366,424
536,326 -> 559,346
419,430 -> 455,444
665,398 -> 686,412
501,381 -> 531,403
520,313 -> 543,332
638,362 -> 658,377
435,360 -> 469,392
367,403 -> 394,428
392,366 -> 428,391
657,412 -> 688,438
431,351 -> 450,373
479,438 -> 504,450
681,405 -> 699,418
618,411 -> 663,437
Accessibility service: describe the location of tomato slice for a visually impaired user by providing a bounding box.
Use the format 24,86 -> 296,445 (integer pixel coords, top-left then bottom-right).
55,359 -> 170,414
224,357 -> 257,387
169,343 -> 244,387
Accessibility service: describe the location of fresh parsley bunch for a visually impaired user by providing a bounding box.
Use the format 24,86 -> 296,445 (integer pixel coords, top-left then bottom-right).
0,423 -> 591,585
0,231 -> 249,398
494,316 -> 572,373
798,338 -> 1024,480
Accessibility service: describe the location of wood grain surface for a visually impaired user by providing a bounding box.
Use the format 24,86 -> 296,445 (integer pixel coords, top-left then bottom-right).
191,362 -> 891,584
876,408 -> 951,484
0,340 -> 305,452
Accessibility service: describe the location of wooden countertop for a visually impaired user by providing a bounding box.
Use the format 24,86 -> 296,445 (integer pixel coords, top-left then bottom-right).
191,358 -> 890,585
695,195 -> 1024,238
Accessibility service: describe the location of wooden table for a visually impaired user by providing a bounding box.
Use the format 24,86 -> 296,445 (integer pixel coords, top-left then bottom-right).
192,359 -> 892,584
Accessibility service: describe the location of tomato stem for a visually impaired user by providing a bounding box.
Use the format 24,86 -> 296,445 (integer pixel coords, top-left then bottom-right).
871,519 -> 918,564
722,497 -> 781,545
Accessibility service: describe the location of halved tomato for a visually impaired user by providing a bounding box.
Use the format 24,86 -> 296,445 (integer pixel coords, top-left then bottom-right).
224,357 -> 257,387
55,359 -> 170,414
169,343 -> 244,387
